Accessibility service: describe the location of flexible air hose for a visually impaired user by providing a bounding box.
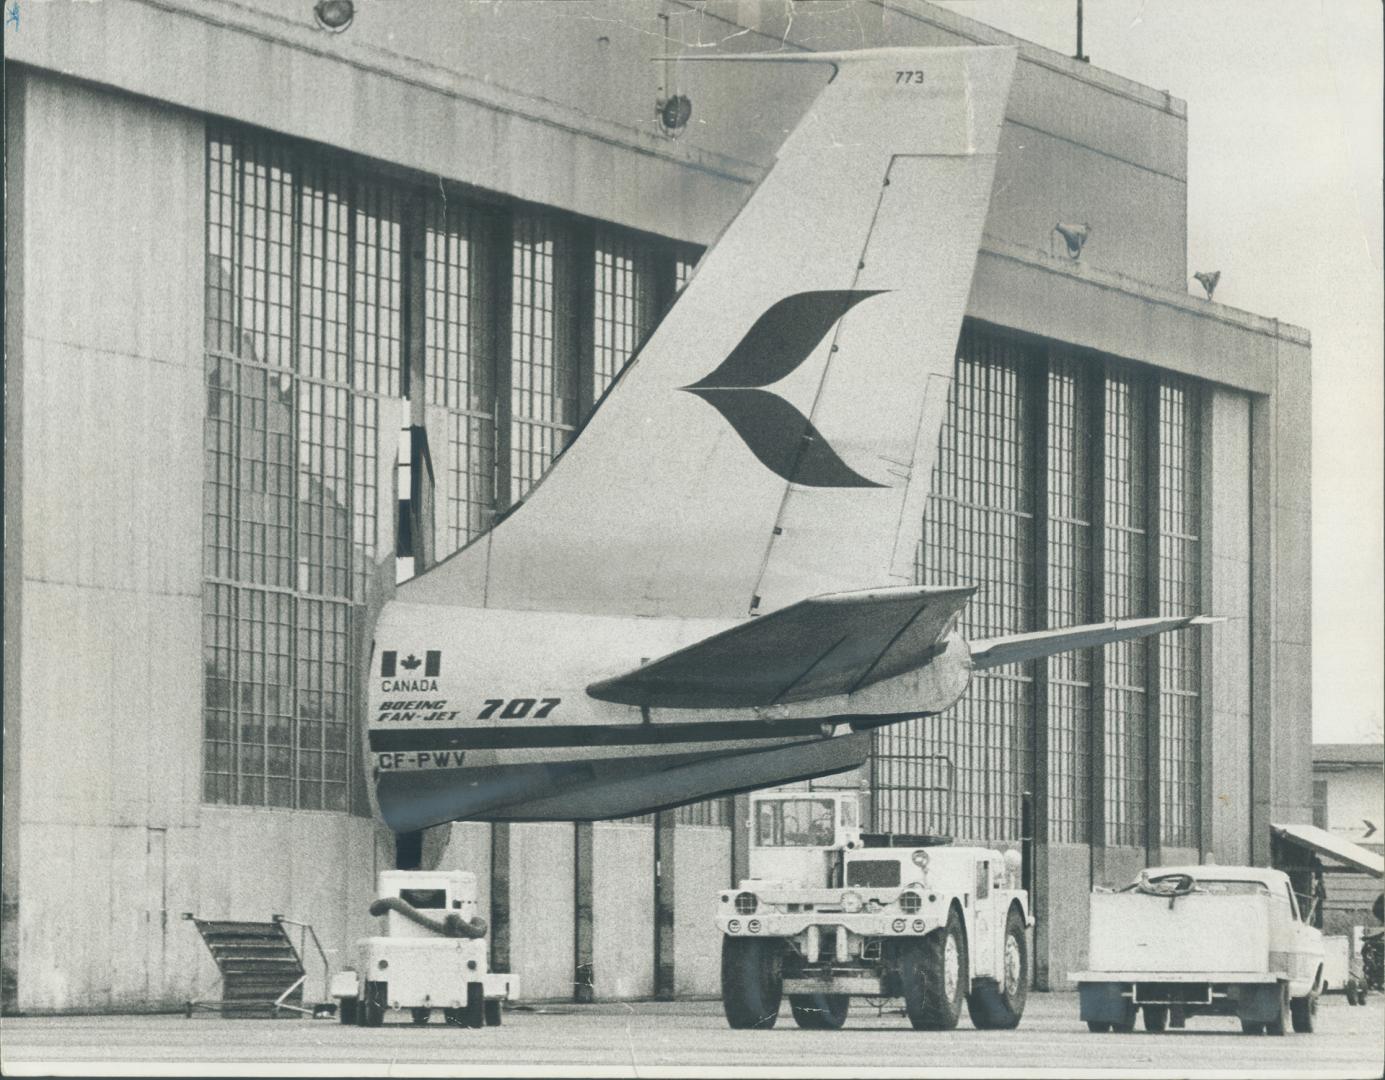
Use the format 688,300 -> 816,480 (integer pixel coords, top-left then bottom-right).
369,896 -> 488,938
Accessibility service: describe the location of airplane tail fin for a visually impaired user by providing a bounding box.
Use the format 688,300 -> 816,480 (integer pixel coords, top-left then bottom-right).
401,46 -> 1018,619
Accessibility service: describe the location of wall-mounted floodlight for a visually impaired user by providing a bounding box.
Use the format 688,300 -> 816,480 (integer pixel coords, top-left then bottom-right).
1054,222 -> 1091,260
1193,270 -> 1221,300
314,0 -> 355,32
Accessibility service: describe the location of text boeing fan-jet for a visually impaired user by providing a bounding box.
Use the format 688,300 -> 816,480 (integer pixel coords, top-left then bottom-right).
367,47 -> 1212,831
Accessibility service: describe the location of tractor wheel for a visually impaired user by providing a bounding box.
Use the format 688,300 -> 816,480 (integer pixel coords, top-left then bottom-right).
362,981 -> 387,1028
967,907 -> 1028,1029
483,999 -> 503,1026
721,936 -> 783,1029
1086,1021 -> 1111,1033
338,997 -> 358,1025
901,906 -> 968,1030
789,993 -> 849,1030
1142,1005 -> 1168,1033
410,1008 -> 431,1025
1265,982 -> 1291,1036
1240,1019 -> 1265,1035
1290,992 -> 1317,1033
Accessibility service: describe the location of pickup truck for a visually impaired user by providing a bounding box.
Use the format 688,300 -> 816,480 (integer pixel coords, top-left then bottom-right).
1070,865 -> 1323,1035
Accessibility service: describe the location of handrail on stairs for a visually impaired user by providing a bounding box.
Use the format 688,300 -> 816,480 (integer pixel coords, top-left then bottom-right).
272,914 -> 332,1017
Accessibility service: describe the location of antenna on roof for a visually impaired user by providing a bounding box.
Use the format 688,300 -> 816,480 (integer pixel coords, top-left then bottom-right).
1074,0 -> 1090,63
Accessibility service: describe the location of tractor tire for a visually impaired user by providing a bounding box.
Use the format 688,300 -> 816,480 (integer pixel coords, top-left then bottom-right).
484,999 -> 503,1026
721,936 -> 783,1030
967,907 -> 1028,1029
1086,1021 -> 1111,1033
1240,1019 -> 1265,1035
901,906 -> 968,1030
1142,1005 -> 1168,1033
789,993 -> 849,1030
410,1008 -> 431,1025
1290,993 -> 1316,1033
362,981 -> 387,1028
338,997 -> 358,1025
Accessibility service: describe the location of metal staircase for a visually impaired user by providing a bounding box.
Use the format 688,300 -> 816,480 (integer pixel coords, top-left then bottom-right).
184,914 -> 331,1018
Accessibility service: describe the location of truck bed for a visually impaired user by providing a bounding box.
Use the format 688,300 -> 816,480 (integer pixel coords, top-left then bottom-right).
1084,893 -> 1272,975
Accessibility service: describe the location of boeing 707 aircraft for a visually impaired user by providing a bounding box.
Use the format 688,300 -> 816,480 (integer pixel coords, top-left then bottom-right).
365,46 -> 1213,831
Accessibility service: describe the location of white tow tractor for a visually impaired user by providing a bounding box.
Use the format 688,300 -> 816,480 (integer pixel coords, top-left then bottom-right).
1071,865 -> 1324,1035
715,788 -> 1033,1031
331,870 -> 518,1027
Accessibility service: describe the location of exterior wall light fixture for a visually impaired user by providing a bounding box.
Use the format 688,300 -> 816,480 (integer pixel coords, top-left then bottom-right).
314,0 -> 355,32
1054,222 -> 1091,260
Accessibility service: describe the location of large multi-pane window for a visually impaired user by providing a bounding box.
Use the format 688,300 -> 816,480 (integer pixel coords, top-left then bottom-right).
592,228 -> 655,399
877,328 -> 1038,841
425,200 -> 497,556
1158,380 -> 1202,847
510,212 -> 578,500
203,131 -> 399,810
204,124 -> 703,812
1046,354 -> 1095,844
872,322 -> 1205,851
1102,369 -> 1150,846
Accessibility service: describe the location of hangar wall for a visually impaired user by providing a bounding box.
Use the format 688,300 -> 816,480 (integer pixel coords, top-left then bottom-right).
3,0 -> 1311,1011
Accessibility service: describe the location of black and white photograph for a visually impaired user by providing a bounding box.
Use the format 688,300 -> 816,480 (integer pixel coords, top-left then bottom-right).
2,1 -> 1381,1076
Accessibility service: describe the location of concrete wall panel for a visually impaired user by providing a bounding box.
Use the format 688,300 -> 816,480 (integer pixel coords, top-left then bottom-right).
592,823 -> 654,1000
1036,842 -> 1090,989
672,826 -> 731,997
1208,390 -> 1253,864
508,823 -> 575,1001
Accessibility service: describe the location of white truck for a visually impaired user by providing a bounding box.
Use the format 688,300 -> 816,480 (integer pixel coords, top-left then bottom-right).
331,870 -> 518,1027
715,789 -> 1032,1031
1071,865 -> 1324,1035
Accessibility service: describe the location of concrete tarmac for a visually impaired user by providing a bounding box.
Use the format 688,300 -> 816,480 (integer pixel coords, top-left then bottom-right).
2,991 -> 1382,1077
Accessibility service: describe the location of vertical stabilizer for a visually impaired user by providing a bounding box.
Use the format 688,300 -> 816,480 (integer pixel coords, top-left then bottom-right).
401,47 -> 1018,619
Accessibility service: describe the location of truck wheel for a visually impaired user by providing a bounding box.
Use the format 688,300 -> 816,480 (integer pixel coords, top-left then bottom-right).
1110,1004 -> 1137,1033
483,999 -> 502,1026
967,907 -> 1028,1029
1240,1019 -> 1265,1035
410,1008 -> 431,1025
463,982 -> 486,1028
1265,982 -> 1290,1036
1086,1021 -> 1111,1033
901,906 -> 968,1030
789,993 -> 849,1030
721,936 -> 783,1030
1142,1005 -> 1168,1033
362,981 -> 387,1028
1290,993 -> 1316,1033
338,997 -> 358,1025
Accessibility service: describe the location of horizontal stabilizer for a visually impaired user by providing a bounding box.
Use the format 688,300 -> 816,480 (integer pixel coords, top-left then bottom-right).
586,586 -> 975,709
969,615 -> 1220,671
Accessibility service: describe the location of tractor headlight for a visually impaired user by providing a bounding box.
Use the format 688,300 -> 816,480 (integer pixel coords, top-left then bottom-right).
841,891 -> 863,914
734,891 -> 758,915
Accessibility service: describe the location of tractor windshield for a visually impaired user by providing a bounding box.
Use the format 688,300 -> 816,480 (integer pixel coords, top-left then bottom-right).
755,798 -> 836,847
